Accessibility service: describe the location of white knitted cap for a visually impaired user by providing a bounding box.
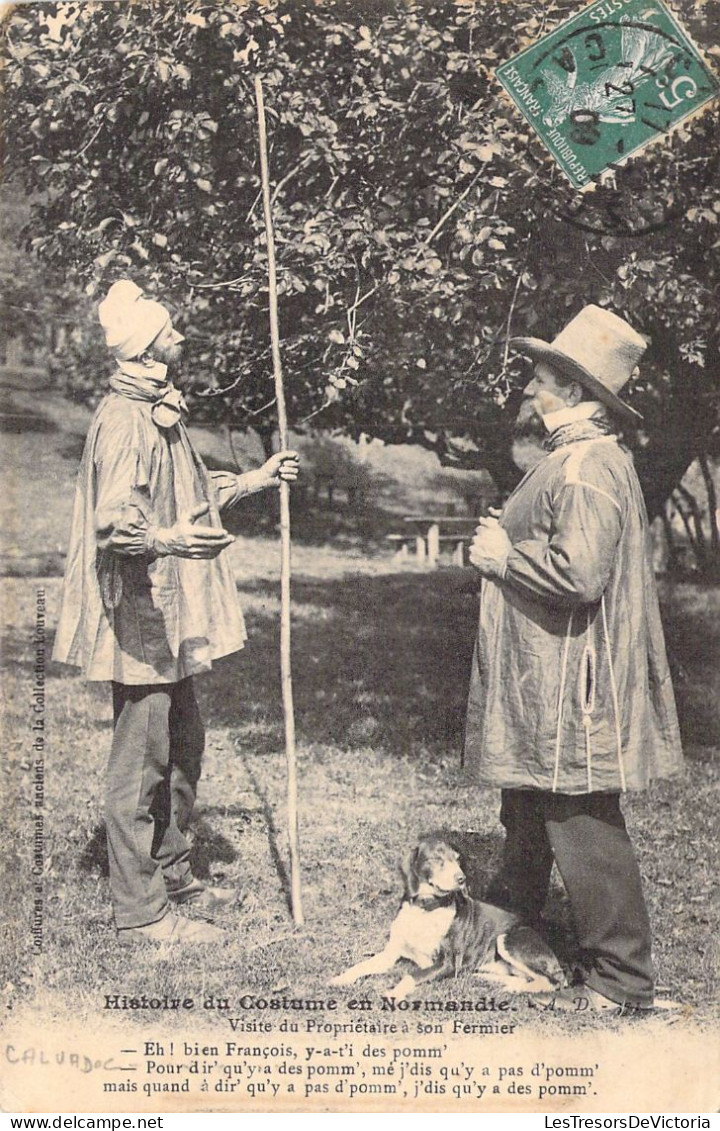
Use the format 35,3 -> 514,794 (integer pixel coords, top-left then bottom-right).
98,280 -> 171,360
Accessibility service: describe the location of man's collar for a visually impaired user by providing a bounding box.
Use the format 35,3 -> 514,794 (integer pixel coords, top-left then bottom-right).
542,400 -> 605,434
110,361 -> 187,429
117,358 -> 168,385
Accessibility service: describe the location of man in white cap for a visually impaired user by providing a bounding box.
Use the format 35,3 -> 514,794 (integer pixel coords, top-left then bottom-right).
465,304 -> 683,1012
54,280 -> 299,944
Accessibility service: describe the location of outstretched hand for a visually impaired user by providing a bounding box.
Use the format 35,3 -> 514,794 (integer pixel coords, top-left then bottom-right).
150,503 -> 235,559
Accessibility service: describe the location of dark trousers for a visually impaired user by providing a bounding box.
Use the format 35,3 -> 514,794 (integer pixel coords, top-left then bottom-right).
486,789 -> 654,1006
106,679 -> 204,929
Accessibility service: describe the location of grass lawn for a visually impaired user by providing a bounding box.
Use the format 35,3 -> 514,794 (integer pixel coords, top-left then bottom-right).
2,562 -> 718,1032
1,386 -> 719,1111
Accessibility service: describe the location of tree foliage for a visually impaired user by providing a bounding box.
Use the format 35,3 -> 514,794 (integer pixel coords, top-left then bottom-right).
2,0 -> 719,508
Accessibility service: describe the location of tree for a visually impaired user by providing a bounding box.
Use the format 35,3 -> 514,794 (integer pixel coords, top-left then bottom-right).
2,0 -> 719,507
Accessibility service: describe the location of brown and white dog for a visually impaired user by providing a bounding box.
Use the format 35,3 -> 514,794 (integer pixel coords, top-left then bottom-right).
330,834 -> 566,1001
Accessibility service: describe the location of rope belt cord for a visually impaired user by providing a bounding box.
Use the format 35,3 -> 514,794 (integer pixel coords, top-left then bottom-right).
581,608 -> 597,793
552,611 -> 575,793
601,593 -> 627,791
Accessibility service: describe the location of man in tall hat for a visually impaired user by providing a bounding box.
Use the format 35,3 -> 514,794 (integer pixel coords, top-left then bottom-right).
465,305 -> 683,1011
53,280 -> 299,944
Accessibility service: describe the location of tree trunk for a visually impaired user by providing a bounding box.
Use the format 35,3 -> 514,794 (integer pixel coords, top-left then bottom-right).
697,453 -> 719,572
660,506 -> 679,576
672,492 -> 699,573
676,483 -> 708,573
254,419 -> 278,461
635,439 -> 700,523
632,347 -> 720,521
223,423 -> 242,472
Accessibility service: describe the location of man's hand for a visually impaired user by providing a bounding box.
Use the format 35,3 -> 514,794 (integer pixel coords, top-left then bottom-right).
149,504 -> 235,559
234,451 -> 300,498
469,515 -> 512,579
259,449 -> 300,488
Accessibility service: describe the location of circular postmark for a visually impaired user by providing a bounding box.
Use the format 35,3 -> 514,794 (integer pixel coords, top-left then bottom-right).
495,0 -> 719,194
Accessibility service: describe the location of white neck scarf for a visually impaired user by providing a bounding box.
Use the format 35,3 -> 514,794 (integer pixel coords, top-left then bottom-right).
542,400 -> 605,434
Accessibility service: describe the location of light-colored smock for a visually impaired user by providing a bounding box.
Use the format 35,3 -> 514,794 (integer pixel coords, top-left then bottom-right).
464,436 -> 683,793
53,392 -> 248,684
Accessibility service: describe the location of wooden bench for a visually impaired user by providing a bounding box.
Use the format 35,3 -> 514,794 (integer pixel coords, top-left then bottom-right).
387,516 -> 479,567
438,533 -> 471,566
386,532 -> 430,563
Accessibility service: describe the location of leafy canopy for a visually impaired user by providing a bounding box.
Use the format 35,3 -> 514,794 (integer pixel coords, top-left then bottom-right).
3,0 -> 719,504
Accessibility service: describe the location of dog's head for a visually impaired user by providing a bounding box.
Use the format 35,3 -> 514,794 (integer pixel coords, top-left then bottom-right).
400,835 -> 467,902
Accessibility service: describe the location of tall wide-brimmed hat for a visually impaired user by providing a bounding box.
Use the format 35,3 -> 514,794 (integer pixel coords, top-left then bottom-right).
510,304 -> 647,422
98,280 -> 172,361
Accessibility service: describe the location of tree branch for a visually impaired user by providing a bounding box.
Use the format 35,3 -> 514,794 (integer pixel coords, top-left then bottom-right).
191,274 -> 252,291
347,272 -> 361,340
347,284 -> 379,317
297,400 -> 334,426
272,156 -> 313,204
422,173 -> 481,247
244,155 -> 311,226
76,118 -> 105,158
503,233 -> 532,370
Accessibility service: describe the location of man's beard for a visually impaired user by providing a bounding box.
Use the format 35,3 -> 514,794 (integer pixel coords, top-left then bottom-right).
513,397 -> 545,441
153,345 -> 183,367
147,342 -> 184,376
511,398 -> 546,472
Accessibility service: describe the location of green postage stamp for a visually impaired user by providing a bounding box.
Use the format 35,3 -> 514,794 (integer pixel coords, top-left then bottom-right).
496,0 -> 719,189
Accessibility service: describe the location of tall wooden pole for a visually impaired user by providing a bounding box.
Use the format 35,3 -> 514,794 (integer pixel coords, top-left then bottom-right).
254,74 -> 304,927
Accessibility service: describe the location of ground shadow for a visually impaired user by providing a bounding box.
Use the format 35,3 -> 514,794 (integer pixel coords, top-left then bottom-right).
59,434 -> 90,463
1,552 -> 66,578
200,570 -> 479,762
188,816 -> 238,879
0,410 -> 58,434
78,823 -> 110,876
200,570 -> 720,758
662,599 -> 720,750
1,571 -> 717,755
234,748 -> 291,913
78,817 -> 238,881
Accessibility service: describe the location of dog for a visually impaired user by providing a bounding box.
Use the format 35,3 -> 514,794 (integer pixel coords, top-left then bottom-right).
330,834 -> 566,1001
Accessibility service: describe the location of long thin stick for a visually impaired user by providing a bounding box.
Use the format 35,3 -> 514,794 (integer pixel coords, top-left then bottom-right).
254,74 -> 304,927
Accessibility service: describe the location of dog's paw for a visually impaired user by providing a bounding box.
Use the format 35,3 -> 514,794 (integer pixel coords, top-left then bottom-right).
329,971 -> 354,987
388,974 -> 416,1002
522,974 -> 564,995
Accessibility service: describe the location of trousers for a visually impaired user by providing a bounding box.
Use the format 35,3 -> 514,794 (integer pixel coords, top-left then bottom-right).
106,679 -> 204,929
486,789 -> 654,1006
